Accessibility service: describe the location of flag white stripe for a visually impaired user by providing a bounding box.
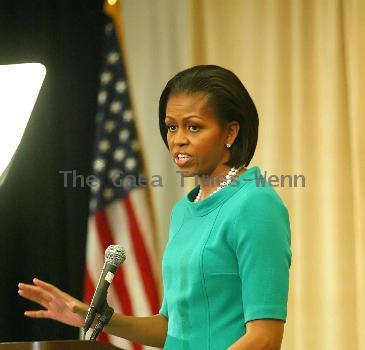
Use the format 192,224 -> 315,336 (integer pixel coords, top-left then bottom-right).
86,217 -> 105,279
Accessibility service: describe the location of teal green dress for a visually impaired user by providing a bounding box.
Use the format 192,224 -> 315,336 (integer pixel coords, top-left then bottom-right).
159,166 -> 292,349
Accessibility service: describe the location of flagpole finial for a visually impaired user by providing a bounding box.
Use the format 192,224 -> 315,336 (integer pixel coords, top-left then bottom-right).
107,0 -> 118,5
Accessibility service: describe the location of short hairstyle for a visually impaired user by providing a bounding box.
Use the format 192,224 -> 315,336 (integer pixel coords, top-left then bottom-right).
158,65 -> 259,167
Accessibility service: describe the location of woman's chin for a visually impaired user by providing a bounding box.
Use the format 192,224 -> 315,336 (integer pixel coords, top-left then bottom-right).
175,166 -> 196,177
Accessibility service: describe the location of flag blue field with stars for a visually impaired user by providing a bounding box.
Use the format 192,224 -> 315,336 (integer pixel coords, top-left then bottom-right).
90,17 -> 142,213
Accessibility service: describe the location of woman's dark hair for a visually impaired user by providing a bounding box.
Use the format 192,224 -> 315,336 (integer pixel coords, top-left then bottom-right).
159,65 -> 259,167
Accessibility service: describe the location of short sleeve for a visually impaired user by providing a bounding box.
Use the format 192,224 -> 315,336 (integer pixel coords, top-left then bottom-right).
159,295 -> 168,318
234,189 -> 292,324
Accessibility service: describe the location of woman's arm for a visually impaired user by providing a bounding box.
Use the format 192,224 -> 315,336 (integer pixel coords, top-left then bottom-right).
228,319 -> 284,350
103,313 -> 167,347
18,278 -> 167,348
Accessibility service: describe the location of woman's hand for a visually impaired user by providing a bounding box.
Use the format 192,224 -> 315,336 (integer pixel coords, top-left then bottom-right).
18,278 -> 168,347
18,278 -> 88,328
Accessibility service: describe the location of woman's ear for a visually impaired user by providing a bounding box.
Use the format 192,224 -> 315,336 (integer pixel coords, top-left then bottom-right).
225,121 -> 240,145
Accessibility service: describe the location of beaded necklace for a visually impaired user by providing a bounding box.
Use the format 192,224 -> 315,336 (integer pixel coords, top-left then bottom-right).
194,165 -> 245,202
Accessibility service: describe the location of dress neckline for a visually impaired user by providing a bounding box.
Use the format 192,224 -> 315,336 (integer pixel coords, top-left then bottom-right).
183,166 -> 261,216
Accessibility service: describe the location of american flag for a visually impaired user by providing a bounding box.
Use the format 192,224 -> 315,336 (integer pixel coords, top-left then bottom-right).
84,17 -> 160,350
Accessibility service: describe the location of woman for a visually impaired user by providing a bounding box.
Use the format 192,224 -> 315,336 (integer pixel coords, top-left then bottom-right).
18,65 -> 291,349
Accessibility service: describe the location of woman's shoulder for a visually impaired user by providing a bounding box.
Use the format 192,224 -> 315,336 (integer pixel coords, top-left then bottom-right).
228,177 -> 289,221
170,195 -> 187,215
235,170 -> 287,204
225,180 -> 291,249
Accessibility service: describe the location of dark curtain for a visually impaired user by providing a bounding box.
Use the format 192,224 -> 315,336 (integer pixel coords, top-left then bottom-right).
0,0 -> 104,341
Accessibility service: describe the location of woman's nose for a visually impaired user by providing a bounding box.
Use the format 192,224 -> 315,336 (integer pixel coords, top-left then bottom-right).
173,129 -> 189,146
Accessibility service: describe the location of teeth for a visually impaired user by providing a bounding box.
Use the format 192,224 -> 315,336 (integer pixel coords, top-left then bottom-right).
178,154 -> 189,159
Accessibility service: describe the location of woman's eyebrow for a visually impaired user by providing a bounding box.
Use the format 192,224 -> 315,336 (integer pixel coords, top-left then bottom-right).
165,115 -> 204,121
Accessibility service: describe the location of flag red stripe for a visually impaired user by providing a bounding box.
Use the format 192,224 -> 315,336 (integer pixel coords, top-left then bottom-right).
98,332 -> 110,343
123,197 -> 160,314
84,268 -> 95,305
94,210 -> 115,252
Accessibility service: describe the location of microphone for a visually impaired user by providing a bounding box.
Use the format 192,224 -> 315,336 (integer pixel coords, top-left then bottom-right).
83,245 -> 126,335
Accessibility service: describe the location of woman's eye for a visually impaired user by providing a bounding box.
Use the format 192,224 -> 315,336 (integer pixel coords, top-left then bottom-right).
188,125 -> 200,132
167,124 -> 177,132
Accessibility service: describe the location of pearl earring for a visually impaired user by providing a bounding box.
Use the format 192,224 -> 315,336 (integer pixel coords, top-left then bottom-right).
226,143 -> 231,148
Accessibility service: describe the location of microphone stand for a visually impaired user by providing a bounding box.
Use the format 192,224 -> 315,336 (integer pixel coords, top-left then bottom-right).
89,302 -> 114,341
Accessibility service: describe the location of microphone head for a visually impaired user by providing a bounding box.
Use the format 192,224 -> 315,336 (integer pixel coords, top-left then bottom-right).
105,245 -> 126,267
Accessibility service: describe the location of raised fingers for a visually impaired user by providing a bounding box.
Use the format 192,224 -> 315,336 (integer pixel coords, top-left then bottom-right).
33,278 -> 61,295
33,278 -> 75,302
24,309 -> 50,318
18,282 -> 53,308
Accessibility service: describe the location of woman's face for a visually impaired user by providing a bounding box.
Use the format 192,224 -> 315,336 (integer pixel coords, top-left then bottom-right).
165,92 -> 237,178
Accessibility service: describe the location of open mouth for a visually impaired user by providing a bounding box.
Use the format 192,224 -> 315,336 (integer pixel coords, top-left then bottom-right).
174,153 -> 192,167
